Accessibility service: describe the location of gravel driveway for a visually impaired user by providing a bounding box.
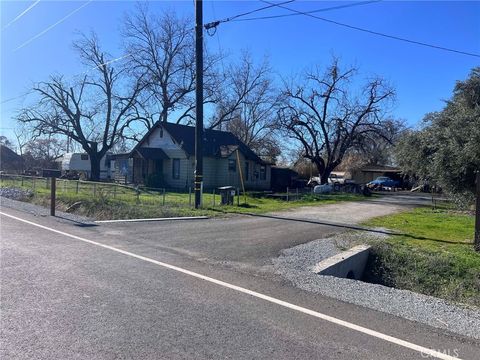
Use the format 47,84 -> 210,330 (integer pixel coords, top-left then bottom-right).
269,192 -> 432,224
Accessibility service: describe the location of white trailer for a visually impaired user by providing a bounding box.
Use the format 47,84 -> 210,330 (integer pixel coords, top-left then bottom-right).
59,153 -> 111,180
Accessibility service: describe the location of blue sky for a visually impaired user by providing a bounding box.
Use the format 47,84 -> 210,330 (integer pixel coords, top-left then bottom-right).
1,0 -> 479,140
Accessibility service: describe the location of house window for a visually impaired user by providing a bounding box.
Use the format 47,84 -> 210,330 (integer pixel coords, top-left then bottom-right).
228,159 -> 236,172
244,161 -> 249,181
172,159 -> 180,179
260,165 -> 266,180
81,154 -> 89,161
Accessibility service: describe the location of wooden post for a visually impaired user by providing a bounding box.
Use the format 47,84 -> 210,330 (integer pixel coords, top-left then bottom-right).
21,176 -> 24,187
235,149 -> 246,203
475,171 -> 480,252
50,177 -> 56,216
32,177 -> 36,192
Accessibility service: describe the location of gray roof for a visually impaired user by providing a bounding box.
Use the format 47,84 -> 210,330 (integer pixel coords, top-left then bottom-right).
134,122 -> 265,164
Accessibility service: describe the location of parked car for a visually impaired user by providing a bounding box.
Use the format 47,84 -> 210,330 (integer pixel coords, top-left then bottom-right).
366,176 -> 400,189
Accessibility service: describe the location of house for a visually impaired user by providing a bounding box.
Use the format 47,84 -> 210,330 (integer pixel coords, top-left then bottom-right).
111,122 -> 272,190
0,145 -> 24,172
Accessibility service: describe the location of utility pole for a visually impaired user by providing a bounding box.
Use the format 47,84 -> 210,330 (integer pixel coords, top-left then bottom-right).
194,0 -> 204,209
475,171 -> 480,252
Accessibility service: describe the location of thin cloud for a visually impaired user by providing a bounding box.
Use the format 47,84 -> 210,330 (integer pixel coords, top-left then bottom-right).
14,0 -> 93,52
2,0 -> 41,31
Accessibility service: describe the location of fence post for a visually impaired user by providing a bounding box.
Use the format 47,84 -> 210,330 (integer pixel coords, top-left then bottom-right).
287,187 -> 289,202
21,176 -> 24,187
76,180 -> 79,194
212,189 -> 215,207
32,177 -> 36,192
136,189 -> 140,204
237,187 -> 240,206
189,187 -> 192,207
50,177 -> 56,216
162,188 -> 166,206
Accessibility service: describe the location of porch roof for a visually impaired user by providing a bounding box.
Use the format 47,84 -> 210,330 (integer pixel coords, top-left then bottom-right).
135,147 -> 170,160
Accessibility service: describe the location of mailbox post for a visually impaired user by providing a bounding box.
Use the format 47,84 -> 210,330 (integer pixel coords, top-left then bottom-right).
42,169 -> 61,216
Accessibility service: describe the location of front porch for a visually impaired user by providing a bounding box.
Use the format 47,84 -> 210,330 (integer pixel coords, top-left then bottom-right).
132,148 -> 169,184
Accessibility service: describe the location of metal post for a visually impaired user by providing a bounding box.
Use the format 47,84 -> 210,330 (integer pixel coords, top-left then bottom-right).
50,177 -> 56,216
194,0 -> 204,209
189,187 -> 192,207
162,188 -> 166,206
475,171 -> 480,252
213,189 -> 216,207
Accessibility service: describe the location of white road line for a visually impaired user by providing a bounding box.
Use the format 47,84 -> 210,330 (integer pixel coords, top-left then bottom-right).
95,216 -> 209,223
0,211 -> 462,360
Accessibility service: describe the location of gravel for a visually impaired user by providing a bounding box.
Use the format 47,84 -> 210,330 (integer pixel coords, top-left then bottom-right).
273,232 -> 480,340
0,194 -> 96,227
0,187 -> 33,201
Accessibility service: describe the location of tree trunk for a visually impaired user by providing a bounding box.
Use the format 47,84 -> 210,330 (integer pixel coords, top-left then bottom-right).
89,154 -> 101,181
312,158 -> 328,184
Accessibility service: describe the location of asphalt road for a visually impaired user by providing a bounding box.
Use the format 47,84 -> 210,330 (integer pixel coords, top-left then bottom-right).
1,204 -> 479,359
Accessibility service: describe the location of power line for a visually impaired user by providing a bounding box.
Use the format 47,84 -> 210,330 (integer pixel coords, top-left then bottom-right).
260,0 -> 480,58
1,53 -> 132,105
205,0 -> 295,30
232,1 -> 381,22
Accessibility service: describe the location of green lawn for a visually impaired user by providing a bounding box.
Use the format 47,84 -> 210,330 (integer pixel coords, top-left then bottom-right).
0,176 -> 365,220
363,207 -> 480,307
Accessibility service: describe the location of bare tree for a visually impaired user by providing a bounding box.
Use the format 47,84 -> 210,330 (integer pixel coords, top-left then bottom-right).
278,59 -> 395,184
17,34 -> 145,180
216,53 -> 281,161
23,137 -> 66,170
209,52 -> 273,130
13,123 -> 30,157
122,4 -> 220,138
